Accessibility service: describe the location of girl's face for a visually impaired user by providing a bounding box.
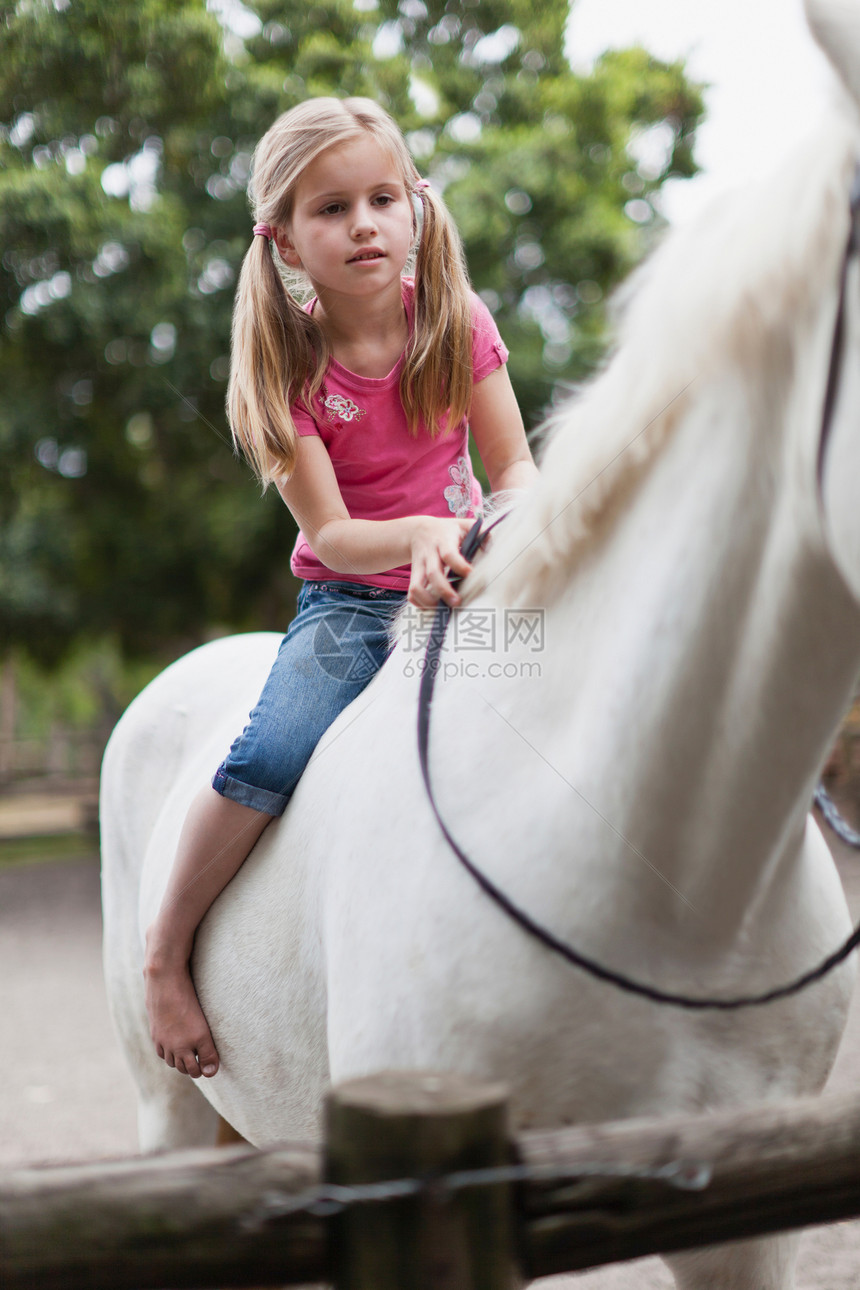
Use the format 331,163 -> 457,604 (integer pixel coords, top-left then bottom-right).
275,135 -> 414,303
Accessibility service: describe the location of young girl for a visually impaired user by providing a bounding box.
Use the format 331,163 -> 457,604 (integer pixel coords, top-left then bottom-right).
143,97 -> 538,1079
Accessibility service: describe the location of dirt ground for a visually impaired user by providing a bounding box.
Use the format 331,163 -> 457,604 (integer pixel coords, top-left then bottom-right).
2,820 -> 860,1287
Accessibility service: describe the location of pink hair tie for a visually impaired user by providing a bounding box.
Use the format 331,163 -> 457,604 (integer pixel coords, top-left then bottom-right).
414,179 -> 431,193
252,222 -> 273,238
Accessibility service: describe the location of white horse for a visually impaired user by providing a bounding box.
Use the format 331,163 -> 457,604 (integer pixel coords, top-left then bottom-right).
102,3 -> 860,1285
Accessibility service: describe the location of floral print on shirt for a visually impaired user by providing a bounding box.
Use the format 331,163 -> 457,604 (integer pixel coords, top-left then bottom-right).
320,392 -> 366,424
444,455 -> 474,517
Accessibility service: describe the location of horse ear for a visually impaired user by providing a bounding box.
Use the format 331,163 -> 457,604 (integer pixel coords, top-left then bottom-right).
805,0 -> 860,109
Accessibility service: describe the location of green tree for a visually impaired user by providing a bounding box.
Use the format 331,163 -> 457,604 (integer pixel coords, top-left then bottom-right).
371,0 -> 701,425
0,0 -> 703,664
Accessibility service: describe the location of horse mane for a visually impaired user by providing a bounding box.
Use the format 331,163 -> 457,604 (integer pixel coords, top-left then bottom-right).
464,106 -> 859,609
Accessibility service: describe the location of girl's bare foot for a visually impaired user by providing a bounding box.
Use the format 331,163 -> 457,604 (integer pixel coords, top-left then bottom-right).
143,951 -> 219,1079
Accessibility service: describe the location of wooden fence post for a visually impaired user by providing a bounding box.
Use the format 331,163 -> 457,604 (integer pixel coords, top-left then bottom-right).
325,1070 -> 518,1290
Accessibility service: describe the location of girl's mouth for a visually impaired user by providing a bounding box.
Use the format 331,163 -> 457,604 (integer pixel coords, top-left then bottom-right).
349,250 -> 385,262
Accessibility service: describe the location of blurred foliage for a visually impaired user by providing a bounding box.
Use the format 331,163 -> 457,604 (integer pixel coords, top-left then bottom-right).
0,0 -> 704,665
6,640 -> 159,740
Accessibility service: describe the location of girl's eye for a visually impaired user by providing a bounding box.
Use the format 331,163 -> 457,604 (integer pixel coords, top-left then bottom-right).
317,194 -> 398,215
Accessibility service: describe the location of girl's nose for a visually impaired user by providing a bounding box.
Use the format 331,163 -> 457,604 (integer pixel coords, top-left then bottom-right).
351,203 -> 377,237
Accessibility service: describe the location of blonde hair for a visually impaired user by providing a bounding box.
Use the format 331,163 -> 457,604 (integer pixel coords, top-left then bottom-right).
227,97 -> 474,484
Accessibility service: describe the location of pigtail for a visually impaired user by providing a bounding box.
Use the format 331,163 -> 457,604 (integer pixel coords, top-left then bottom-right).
402,185 -> 474,437
227,234 -> 326,485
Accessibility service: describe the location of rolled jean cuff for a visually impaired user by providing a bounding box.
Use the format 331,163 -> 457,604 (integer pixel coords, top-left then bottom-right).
211,767 -> 290,817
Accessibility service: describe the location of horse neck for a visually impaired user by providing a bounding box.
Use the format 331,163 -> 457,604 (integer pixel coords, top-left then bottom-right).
516,333 -> 860,923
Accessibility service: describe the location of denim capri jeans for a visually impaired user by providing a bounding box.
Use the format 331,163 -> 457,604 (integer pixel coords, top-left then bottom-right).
212,579 -> 407,816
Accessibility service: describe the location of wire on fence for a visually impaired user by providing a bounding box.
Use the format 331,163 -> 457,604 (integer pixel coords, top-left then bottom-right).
239,1154 -> 713,1231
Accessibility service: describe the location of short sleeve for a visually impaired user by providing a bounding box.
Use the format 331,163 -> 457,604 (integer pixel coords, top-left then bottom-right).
471,291 -> 510,383
292,401 -> 320,438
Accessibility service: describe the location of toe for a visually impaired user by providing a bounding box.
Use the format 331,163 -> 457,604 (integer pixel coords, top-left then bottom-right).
190,1020 -> 219,1077
197,1042 -> 219,1078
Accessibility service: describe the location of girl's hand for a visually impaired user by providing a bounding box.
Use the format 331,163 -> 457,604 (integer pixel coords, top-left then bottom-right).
408,516 -> 475,609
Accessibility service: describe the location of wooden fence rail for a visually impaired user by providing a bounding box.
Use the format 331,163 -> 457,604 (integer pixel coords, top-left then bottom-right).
0,733 -> 106,784
4,1071 -> 860,1289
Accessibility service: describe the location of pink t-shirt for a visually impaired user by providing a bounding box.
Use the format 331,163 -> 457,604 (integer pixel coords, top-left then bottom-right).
289,279 -> 509,590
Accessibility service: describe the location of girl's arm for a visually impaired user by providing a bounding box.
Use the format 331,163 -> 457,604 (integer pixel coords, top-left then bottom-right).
277,440 -> 473,608
468,364 -> 540,495
277,364 -> 536,608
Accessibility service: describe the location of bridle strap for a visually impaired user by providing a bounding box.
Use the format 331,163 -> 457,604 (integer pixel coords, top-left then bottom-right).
417,172 -> 860,1009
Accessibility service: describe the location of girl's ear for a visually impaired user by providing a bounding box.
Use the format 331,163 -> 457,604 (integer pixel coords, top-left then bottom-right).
274,227 -> 302,268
